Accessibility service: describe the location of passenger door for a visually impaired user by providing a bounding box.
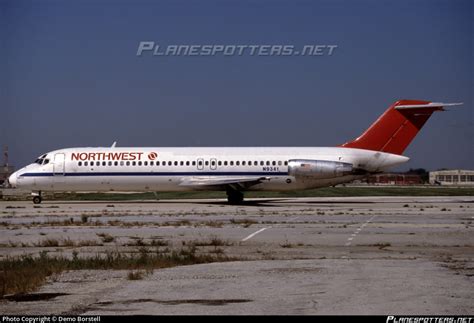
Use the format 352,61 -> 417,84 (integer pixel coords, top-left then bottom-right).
197,158 -> 204,170
53,153 -> 65,175
210,158 -> 217,170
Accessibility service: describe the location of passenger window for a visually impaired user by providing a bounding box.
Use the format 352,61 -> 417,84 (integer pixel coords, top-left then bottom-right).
198,160 -> 203,166
120,161 -> 124,166
211,160 -> 216,166
205,161 -> 209,166
84,161 -> 88,166
224,161 -> 228,166
218,161 -> 222,166
156,161 -> 160,166
272,161 -> 276,166
236,161 -> 240,166
174,161 -> 178,166
278,161 -> 282,166
138,161 -> 142,166
149,161 -> 153,166
266,161 -> 270,166
78,161 -> 82,166
230,161 -> 234,166
260,161 -> 264,166
186,161 -> 190,166
192,161 -> 196,166
102,161 -> 106,166
180,161 -> 184,166
108,161 -> 112,166
132,161 -> 136,166
126,161 -> 130,166
284,161 -> 288,166
254,161 -> 258,166
242,161 -> 246,166
145,161 -> 148,166
114,161 -> 118,166
168,161 -> 172,166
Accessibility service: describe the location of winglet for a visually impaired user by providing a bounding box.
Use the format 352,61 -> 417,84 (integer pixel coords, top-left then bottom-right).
111,141 -> 117,148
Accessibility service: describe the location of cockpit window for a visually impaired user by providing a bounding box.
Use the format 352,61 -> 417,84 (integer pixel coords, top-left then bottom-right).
34,154 -> 48,165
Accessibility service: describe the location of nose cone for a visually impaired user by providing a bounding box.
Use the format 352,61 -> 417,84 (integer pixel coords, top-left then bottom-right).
8,172 -> 17,188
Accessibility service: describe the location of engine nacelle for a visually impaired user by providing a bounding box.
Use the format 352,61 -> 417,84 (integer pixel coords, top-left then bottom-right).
288,159 -> 353,179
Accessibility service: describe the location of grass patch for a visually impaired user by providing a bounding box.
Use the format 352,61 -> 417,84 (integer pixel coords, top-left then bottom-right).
37,239 -> 59,247
150,239 -> 169,247
197,221 -> 224,228
230,219 -> 258,228
32,238 -> 102,248
96,233 -> 115,243
127,270 -> 146,280
374,242 -> 392,250
280,240 -> 295,248
0,247 -> 239,297
186,236 -> 233,247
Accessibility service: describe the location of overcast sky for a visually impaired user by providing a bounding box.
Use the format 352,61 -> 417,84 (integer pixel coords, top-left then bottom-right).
1,0 -> 472,171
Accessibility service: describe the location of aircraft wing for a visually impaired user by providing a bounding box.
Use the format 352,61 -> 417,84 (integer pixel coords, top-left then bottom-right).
179,176 -> 270,190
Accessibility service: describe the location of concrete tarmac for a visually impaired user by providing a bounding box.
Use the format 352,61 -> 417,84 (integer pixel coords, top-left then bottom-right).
0,196 -> 472,314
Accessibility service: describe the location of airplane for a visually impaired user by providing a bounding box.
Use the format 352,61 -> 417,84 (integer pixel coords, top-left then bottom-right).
8,99 -> 462,204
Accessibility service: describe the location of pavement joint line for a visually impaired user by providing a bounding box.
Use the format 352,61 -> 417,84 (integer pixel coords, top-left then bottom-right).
241,227 -> 271,242
345,214 -> 377,247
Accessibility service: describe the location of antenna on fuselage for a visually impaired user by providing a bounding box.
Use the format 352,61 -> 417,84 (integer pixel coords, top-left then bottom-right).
111,141 -> 117,148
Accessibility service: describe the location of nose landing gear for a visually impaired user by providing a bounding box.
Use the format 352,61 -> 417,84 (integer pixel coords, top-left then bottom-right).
32,192 -> 42,204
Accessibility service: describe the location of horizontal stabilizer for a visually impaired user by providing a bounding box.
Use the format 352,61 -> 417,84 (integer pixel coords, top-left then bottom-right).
395,102 -> 463,110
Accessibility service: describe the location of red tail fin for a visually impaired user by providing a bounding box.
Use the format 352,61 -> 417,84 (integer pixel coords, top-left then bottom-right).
340,100 -> 462,155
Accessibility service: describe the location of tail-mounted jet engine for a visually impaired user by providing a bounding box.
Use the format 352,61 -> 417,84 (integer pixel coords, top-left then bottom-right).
288,159 -> 353,179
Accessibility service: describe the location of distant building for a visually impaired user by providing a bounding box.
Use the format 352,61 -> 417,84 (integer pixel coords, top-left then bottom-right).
429,170 -> 474,186
367,173 -> 423,185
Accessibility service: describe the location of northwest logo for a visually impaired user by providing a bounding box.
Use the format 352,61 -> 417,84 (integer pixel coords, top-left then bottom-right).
148,152 -> 158,160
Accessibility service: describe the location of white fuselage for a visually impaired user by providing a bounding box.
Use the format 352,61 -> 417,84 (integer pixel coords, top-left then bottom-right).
9,147 -> 409,193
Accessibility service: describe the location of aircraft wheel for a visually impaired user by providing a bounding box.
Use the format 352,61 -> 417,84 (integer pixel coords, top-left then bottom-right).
227,190 -> 244,204
33,196 -> 42,204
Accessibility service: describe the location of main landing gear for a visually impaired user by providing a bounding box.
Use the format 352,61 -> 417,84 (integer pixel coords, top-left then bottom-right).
226,189 -> 244,204
32,192 -> 42,204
